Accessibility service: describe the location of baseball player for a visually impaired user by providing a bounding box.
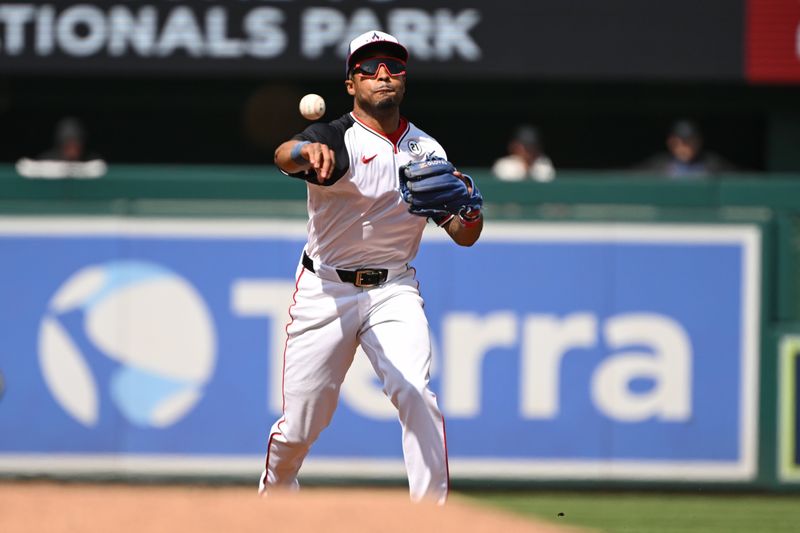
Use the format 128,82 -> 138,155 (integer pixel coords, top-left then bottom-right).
260,30 -> 483,504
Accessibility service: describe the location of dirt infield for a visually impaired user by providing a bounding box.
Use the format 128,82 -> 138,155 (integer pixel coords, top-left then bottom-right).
0,482 -> 583,533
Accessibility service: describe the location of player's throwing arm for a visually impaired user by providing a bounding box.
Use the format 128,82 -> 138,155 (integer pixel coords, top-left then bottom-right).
275,140 -> 336,183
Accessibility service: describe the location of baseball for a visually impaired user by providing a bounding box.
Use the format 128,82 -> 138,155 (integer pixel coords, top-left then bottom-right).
299,93 -> 326,120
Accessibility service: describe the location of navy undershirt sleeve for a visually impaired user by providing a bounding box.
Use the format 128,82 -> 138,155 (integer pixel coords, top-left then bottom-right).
285,115 -> 352,186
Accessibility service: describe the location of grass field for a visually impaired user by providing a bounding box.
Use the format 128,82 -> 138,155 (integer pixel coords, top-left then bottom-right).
467,491 -> 800,533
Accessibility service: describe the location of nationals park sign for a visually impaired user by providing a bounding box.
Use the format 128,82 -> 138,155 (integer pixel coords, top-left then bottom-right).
0,218 -> 761,483
0,0 -> 743,80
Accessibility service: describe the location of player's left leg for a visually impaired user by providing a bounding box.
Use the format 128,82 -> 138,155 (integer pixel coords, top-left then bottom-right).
357,269 -> 448,504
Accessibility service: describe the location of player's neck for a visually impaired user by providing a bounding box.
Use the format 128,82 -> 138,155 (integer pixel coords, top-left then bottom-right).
352,106 -> 400,136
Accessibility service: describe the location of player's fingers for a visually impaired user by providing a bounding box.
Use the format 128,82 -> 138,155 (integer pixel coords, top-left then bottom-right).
319,148 -> 335,181
312,144 -> 324,170
310,144 -> 326,182
317,148 -> 329,181
314,146 -> 331,182
453,170 -> 472,193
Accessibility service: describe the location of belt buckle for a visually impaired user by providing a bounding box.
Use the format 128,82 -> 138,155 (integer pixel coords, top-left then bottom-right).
354,269 -> 384,287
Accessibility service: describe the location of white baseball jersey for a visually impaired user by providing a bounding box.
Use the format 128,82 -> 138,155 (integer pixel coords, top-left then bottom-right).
260,112 -> 452,504
288,112 -> 450,270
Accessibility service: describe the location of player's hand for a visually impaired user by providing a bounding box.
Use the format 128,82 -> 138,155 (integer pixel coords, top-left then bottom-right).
453,170 -> 473,194
301,142 -> 336,183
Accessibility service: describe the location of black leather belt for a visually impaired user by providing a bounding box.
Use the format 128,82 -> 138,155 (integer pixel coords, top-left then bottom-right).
303,252 -> 388,288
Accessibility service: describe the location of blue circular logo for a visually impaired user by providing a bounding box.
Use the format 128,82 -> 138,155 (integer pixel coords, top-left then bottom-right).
38,260 -> 217,428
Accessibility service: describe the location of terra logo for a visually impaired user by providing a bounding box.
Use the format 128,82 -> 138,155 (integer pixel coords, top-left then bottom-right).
38,261 -> 217,428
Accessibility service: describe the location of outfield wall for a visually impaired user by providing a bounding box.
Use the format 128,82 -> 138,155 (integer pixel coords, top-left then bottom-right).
0,166 -> 798,490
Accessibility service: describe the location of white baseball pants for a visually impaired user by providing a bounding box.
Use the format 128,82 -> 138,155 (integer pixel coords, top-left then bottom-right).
259,261 -> 449,504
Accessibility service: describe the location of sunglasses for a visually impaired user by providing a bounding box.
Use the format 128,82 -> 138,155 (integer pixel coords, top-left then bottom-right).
351,57 -> 407,78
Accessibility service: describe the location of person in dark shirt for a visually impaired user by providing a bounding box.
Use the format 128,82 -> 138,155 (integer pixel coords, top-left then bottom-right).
638,119 -> 735,178
38,117 -> 101,162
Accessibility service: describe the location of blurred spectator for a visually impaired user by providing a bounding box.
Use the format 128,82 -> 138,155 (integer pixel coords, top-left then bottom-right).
636,119 -> 735,178
39,117 -> 104,162
17,117 -> 106,179
491,124 -> 555,182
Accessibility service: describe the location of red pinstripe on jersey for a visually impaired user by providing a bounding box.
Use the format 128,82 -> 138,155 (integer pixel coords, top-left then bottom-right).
441,413 -> 451,501
412,265 -> 449,499
263,267 -> 306,485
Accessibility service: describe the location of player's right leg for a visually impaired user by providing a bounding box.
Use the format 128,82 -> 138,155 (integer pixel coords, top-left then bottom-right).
259,267 -> 360,493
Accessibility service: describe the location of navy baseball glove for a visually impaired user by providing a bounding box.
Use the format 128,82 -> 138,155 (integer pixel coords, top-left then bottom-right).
399,156 -> 483,219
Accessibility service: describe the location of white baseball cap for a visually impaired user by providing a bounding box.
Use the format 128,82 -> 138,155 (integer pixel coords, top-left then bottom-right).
345,30 -> 408,77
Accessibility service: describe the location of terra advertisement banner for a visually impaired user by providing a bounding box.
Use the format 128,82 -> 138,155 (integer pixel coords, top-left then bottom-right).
0,218 -> 760,482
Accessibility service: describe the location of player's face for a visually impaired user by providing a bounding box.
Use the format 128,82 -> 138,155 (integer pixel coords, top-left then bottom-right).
346,56 -> 406,111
